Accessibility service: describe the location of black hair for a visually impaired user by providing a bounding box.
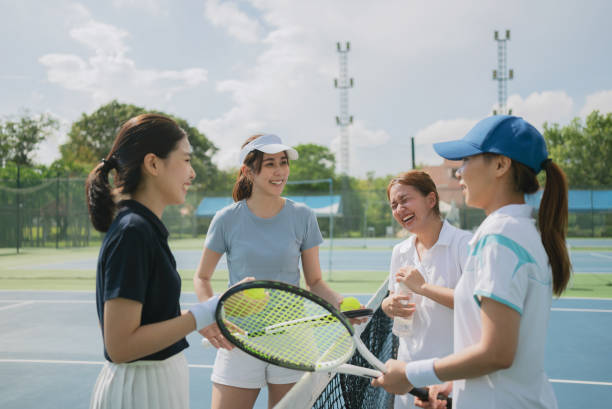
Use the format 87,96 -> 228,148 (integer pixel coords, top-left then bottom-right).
85,114 -> 187,232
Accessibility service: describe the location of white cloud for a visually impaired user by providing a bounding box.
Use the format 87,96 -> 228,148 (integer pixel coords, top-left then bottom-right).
32,113 -> 71,166
70,21 -> 130,56
111,0 -> 164,15
349,120 -> 391,148
38,6 -> 207,108
413,119 -> 479,166
580,90 -> 612,117
505,91 -> 574,129
205,0 -> 262,43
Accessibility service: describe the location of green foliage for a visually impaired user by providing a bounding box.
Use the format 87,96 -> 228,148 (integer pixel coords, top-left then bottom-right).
0,112 -> 58,166
285,143 -> 336,193
542,110 -> 612,187
60,100 -> 220,189
355,172 -> 397,236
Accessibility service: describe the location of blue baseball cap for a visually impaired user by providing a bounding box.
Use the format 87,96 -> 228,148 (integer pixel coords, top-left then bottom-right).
433,115 -> 549,173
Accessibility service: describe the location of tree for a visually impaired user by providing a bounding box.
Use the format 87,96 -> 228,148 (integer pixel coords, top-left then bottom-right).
543,110 -> 612,187
0,112 -> 58,167
60,100 -> 220,189
285,143 -> 336,193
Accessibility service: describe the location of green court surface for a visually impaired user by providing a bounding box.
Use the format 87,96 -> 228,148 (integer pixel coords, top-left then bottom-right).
1,238 -> 612,297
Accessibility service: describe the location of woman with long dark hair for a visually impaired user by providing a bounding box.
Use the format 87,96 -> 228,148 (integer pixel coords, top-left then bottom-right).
86,114 -> 227,409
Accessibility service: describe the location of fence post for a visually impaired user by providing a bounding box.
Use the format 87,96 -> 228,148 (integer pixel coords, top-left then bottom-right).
55,174 -> 60,249
16,164 -> 21,254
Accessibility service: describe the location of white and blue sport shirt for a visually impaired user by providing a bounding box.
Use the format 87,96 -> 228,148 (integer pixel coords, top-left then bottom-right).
452,204 -> 558,409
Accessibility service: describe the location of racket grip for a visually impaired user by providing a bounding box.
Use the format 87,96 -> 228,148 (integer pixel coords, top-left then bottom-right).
201,338 -> 213,348
409,387 -> 452,407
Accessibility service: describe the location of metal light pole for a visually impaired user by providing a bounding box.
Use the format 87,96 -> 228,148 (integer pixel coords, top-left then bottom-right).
492,30 -> 514,115
334,42 -> 354,176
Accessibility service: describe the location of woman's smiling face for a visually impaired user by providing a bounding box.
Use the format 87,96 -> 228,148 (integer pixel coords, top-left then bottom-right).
388,183 -> 437,233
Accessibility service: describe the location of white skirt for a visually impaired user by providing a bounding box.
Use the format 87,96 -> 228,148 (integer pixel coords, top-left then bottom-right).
90,352 -> 189,409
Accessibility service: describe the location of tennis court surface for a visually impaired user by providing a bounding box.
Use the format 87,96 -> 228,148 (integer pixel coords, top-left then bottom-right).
1,287 -> 611,409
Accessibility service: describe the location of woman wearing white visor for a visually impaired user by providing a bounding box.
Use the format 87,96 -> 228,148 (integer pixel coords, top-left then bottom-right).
194,134 -> 349,409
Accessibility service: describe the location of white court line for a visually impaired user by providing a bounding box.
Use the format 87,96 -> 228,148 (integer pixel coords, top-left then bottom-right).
589,252 -> 612,260
0,301 -> 34,311
551,308 -> 612,313
0,359 -> 214,369
1,300 -> 611,312
1,360 -> 609,386
550,379 -> 612,386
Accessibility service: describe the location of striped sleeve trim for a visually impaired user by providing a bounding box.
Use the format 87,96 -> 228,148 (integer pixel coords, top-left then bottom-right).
473,290 -> 523,315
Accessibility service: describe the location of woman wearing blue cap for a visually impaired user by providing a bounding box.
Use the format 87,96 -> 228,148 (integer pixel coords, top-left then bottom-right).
372,115 -> 572,409
193,134 -> 349,409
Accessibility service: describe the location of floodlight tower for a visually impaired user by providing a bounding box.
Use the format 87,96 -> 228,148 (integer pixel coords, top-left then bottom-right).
492,30 -> 514,115
334,42 -> 354,175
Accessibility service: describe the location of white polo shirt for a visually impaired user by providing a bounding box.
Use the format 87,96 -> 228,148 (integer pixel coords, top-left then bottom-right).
389,220 -> 471,396
453,204 -> 557,409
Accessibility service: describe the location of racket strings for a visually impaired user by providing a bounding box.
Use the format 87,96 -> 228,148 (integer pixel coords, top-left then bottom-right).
220,287 -> 354,370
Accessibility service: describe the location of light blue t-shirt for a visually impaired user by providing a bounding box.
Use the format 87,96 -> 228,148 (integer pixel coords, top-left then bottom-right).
204,198 -> 324,286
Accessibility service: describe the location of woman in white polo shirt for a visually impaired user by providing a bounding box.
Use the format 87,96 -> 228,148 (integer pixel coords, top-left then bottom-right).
373,115 -> 572,409
381,170 -> 471,409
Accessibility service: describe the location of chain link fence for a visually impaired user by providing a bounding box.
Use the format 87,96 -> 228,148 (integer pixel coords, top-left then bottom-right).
1,178 -> 611,250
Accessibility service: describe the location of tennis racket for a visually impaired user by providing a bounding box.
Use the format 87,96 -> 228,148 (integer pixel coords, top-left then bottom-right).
202,280 -> 446,404
200,307 -> 373,348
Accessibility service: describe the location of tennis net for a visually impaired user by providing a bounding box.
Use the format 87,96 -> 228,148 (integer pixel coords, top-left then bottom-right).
274,279 -> 397,409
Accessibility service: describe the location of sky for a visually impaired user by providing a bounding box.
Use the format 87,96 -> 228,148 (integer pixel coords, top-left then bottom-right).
1,0 -> 611,178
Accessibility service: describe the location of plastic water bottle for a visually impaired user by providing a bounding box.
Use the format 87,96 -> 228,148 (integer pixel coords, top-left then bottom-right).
392,282 -> 414,337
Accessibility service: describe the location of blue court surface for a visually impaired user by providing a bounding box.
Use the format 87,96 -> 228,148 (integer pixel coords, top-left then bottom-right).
1,291 -> 611,409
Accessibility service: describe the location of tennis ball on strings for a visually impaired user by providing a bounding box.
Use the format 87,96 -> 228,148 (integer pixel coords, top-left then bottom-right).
340,297 -> 361,312
243,288 -> 266,300
224,289 -> 269,318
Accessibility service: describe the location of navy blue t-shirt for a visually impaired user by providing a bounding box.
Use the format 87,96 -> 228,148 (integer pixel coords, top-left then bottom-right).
95,200 -> 188,362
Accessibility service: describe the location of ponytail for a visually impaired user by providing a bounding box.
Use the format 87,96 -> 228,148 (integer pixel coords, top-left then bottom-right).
232,168 -> 253,202
86,156 -> 118,232
538,160 -> 572,296
233,135 -> 265,202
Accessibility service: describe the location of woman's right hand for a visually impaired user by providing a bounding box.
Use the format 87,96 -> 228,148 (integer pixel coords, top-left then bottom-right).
381,293 -> 415,318
199,276 -> 255,350
414,382 -> 452,409
200,322 -> 235,350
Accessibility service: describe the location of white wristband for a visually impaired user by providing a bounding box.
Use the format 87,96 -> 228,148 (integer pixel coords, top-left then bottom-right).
405,358 -> 441,387
189,295 -> 219,331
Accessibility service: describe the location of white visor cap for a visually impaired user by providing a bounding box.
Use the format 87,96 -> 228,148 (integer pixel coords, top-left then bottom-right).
238,134 -> 299,165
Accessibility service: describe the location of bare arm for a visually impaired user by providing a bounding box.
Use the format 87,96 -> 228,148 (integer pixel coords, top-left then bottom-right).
192,247 -> 236,349
103,298 -> 196,363
301,246 -> 343,308
193,247 -> 223,301
398,267 -> 455,309
434,297 -> 520,380
372,297 -> 520,394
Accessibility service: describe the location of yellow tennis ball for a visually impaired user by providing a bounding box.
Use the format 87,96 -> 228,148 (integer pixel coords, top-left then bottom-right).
243,288 -> 266,300
340,296 -> 361,312
224,289 -> 268,318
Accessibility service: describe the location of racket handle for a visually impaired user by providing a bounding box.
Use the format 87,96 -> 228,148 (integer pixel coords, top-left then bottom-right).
410,387 -> 452,407
201,338 -> 213,348
336,363 -> 382,379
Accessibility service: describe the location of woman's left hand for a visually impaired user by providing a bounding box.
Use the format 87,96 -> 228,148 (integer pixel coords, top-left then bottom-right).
397,266 -> 426,294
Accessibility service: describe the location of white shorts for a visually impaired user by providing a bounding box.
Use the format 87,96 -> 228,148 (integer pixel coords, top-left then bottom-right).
211,347 -> 304,389
90,352 -> 189,409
